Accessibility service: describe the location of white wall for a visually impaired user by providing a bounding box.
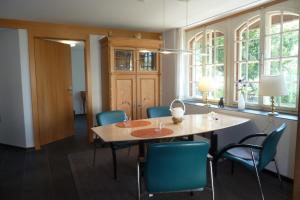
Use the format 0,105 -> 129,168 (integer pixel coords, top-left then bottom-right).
18,29 -> 34,147
71,46 -> 86,114
90,34 -> 105,125
0,28 -> 33,148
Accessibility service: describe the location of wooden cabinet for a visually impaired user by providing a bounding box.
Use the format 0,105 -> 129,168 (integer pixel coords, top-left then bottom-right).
136,75 -> 159,119
111,75 -> 136,119
101,37 -> 162,119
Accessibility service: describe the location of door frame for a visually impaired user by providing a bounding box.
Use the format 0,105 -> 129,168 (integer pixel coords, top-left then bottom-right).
29,33 -> 94,149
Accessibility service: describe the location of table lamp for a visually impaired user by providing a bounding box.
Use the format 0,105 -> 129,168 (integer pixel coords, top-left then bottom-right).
259,75 -> 288,116
198,77 -> 215,104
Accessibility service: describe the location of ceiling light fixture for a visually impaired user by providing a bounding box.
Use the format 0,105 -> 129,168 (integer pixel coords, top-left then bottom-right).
158,0 -> 192,55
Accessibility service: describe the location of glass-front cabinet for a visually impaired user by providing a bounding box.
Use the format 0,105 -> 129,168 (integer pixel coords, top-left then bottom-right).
114,49 -> 134,72
139,51 -> 158,72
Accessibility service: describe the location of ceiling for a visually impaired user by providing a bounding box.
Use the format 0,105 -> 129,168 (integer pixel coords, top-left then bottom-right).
0,0 -> 271,32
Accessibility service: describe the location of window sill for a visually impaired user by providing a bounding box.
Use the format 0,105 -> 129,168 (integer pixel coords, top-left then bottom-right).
183,100 -> 298,121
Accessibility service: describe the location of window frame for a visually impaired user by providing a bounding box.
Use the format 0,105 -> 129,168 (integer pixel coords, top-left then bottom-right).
234,15 -> 262,106
262,11 -> 299,111
187,29 -> 226,102
185,8 -> 300,114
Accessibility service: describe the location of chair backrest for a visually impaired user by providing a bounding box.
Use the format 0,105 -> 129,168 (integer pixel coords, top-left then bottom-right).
258,123 -> 287,170
144,141 -> 210,193
96,110 -> 126,126
147,106 -> 171,118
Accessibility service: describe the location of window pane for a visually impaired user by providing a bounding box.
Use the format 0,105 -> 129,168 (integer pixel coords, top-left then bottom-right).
249,19 -> 260,40
264,59 -> 281,75
194,67 -> 202,82
282,58 -> 298,83
271,14 -> 281,34
194,48 -> 203,65
215,32 -> 224,46
280,82 -> 297,108
248,39 -> 260,61
215,65 -> 224,77
246,82 -> 259,104
248,62 -> 259,81
282,31 -> 299,57
216,46 -> 224,64
241,41 -> 247,61
283,14 -> 299,32
265,34 -> 280,58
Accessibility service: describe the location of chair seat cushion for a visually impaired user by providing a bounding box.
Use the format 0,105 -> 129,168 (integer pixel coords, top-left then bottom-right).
223,147 -> 260,171
227,147 -> 259,160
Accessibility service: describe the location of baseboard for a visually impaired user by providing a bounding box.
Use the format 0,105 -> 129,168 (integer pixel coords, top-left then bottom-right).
262,169 -> 294,184
0,142 -> 35,152
75,114 -> 86,117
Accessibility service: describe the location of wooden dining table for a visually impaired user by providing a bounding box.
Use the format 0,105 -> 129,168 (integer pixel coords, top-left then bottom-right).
91,113 -> 250,160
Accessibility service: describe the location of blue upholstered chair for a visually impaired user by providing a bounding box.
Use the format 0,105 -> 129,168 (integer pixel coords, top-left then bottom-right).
147,106 -> 171,118
137,141 -> 214,200
216,123 -> 287,200
93,110 -> 137,180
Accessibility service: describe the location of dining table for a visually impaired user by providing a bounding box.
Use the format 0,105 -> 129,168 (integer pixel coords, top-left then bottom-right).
91,113 -> 250,161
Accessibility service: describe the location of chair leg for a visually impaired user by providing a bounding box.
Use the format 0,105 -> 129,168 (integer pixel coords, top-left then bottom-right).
231,161 -> 235,175
251,150 -> 264,200
209,159 -> 215,200
137,161 -> 141,200
111,146 -> 117,180
273,159 -> 283,187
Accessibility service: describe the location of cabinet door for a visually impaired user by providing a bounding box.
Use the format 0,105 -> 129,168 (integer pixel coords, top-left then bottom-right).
112,47 -> 135,73
111,75 -> 136,119
137,50 -> 159,73
137,75 -> 159,119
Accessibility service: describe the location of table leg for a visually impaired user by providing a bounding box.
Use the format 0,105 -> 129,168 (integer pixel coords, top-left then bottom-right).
188,135 -> 194,141
138,141 -> 145,158
209,132 -> 218,175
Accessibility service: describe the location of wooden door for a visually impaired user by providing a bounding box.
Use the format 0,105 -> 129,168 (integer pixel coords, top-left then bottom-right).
111,75 -> 137,119
136,75 -> 159,119
34,39 -> 74,145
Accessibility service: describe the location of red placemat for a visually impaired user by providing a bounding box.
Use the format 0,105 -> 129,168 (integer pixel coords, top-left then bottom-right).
115,120 -> 151,128
131,128 -> 173,138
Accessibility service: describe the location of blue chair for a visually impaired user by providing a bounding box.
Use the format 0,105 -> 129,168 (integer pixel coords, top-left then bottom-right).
137,141 -> 214,200
93,110 -> 137,180
147,106 -> 171,118
216,123 -> 287,200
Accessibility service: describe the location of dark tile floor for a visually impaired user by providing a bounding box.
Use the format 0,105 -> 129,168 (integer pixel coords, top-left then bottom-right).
0,115 -> 293,200
0,115 -> 91,200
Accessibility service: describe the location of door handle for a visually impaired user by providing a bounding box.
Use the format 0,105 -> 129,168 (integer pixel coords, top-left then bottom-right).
67,87 -> 73,92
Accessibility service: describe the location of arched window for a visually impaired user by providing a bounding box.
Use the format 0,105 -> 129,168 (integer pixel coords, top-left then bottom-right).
234,16 -> 261,104
264,11 -> 299,108
188,30 -> 225,100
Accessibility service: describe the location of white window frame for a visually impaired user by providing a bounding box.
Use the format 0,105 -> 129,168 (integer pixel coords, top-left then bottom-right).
262,11 -> 299,111
188,29 -> 225,102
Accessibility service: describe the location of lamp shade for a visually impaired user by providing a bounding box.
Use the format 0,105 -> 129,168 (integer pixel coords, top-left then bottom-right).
198,77 -> 215,92
259,75 -> 288,96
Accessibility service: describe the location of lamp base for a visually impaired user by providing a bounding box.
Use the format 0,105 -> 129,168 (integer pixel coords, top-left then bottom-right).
267,111 -> 279,116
